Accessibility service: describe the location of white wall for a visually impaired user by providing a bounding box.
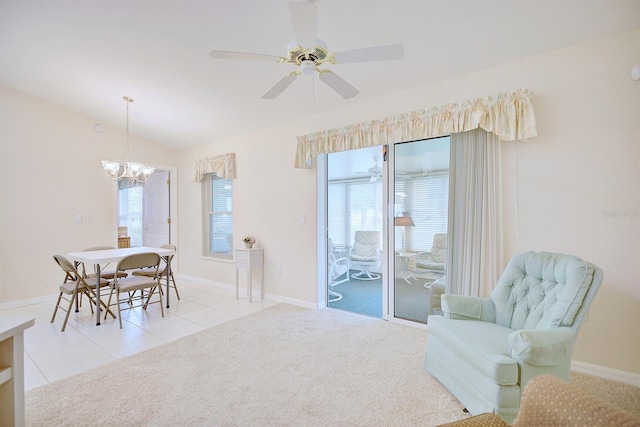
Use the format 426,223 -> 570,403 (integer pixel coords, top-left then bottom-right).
1,29 -> 637,376
0,85 -> 178,302
177,29 -> 639,375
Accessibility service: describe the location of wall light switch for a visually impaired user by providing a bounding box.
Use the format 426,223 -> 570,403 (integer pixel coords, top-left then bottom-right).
299,214 -> 306,224
74,214 -> 85,223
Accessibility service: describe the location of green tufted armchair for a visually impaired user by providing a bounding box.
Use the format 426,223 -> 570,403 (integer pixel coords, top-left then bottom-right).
424,251 -> 603,423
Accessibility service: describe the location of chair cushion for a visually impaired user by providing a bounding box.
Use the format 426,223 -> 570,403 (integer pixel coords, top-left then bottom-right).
415,260 -> 446,271
131,267 -> 156,277
352,243 -> 378,258
59,280 -> 82,294
429,316 -> 519,385
60,277 -> 109,293
512,374 -> 640,426
117,276 -> 158,292
350,254 -> 378,262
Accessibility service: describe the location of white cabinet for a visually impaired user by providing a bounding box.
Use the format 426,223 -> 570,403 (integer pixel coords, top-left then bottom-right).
235,248 -> 264,302
0,316 -> 34,427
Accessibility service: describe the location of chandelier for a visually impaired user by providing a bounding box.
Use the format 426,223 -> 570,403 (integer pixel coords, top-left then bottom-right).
102,96 -> 155,183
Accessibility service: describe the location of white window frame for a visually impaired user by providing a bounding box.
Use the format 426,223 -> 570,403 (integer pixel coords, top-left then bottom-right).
203,174 -> 233,259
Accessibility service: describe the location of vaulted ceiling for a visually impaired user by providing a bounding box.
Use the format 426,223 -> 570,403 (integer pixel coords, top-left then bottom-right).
1,0 -> 639,150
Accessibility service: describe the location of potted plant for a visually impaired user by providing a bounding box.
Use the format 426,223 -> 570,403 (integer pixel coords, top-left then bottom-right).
243,235 -> 256,249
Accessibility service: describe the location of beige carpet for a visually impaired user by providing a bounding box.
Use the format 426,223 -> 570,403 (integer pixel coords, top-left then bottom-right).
25,304 -> 639,426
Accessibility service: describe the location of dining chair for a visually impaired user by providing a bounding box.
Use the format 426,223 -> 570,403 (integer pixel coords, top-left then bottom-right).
77,246 -> 128,311
51,255 -> 113,332
105,252 -> 164,329
131,244 -> 180,300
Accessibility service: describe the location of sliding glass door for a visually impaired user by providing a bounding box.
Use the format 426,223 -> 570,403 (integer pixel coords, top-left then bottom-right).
392,137 -> 450,324
323,137 -> 449,325
326,147 -> 384,318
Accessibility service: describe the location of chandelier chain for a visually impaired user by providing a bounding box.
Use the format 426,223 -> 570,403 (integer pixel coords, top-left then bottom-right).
101,95 -> 155,183
124,96 -> 132,162
126,99 -> 129,161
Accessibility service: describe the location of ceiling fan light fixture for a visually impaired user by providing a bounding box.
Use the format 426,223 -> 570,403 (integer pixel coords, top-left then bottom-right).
208,1 -> 403,99
300,59 -> 315,74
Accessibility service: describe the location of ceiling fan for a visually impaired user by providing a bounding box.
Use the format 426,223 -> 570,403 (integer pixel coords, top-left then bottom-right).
208,0 -> 405,99
355,156 -> 383,182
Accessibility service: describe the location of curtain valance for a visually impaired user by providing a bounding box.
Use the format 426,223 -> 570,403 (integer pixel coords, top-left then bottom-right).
191,152 -> 236,181
294,88 -> 537,168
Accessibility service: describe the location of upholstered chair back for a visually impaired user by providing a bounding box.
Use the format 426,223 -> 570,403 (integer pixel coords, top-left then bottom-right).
490,251 -> 603,331
352,231 -> 380,258
430,233 -> 447,263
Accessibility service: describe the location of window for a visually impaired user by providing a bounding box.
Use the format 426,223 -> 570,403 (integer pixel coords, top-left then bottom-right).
204,175 -> 233,258
118,186 -> 143,247
328,179 -> 383,249
404,172 -> 449,252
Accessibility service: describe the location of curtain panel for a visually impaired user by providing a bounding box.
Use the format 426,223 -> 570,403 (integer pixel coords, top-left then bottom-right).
446,129 -> 502,297
191,153 -> 236,181
294,88 -> 536,168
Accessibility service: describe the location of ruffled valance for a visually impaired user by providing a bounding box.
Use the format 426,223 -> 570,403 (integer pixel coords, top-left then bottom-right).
294,88 -> 537,168
191,152 -> 236,181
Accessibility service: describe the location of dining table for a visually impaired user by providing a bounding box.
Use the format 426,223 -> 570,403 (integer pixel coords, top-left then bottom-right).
67,246 -> 176,326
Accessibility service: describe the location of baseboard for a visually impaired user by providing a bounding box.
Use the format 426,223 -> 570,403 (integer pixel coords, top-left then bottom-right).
176,274 -> 317,310
0,294 -> 55,311
571,360 -> 640,387
176,273 -> 234,291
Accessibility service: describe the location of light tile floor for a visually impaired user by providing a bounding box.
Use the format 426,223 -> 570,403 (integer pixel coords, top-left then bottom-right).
0,279 -> 277,391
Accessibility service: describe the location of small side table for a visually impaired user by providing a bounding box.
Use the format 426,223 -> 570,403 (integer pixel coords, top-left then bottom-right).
235,248 -> 264,302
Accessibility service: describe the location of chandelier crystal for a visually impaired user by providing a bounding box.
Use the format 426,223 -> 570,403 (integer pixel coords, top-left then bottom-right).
102,96 -> 155,183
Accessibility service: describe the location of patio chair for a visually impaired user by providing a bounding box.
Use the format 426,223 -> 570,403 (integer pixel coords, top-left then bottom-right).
328,238 -> 350,302
415,233 -> 447,278
349,231 -> 381,280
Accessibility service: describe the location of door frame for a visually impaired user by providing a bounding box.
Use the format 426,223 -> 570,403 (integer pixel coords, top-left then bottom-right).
318,145 -> 433,329
141,169 -> 169,246
318,151 -> 392,320
113,164 -> 178,252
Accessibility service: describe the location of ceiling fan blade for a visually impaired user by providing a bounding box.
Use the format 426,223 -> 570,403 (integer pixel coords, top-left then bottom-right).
288,1 -> 318,48
332,43 -> 405,64
209,50 -> 281,63
318,71 -> 359,99
262,74 -> 298,99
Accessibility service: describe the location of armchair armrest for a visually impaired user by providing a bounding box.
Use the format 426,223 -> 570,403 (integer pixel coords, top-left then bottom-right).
508,327 -> 577,366
441,295 -> 495,321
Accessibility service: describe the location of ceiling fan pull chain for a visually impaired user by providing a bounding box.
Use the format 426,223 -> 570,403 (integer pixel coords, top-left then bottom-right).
312,71 -> 316,100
